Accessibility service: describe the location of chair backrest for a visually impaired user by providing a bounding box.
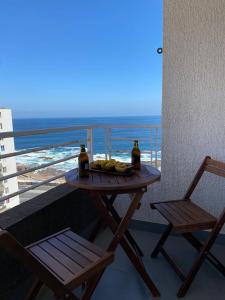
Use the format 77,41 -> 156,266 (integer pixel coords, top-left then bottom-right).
183,156 -> 225,230
0,229 -> 65,292
204,158 -> 225,178
184,156 -> 225,199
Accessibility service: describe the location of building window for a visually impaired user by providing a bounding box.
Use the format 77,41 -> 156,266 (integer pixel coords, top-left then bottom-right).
1,145 -> 5,152
3,167 -> 7,173
4,179 -> 7,184
5,187 -> 9,194
0,123 -> 2,129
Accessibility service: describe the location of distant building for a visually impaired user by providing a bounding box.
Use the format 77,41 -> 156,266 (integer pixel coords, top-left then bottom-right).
0,108 -> 19,210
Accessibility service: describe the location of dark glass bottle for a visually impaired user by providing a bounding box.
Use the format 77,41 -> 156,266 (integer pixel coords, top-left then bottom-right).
131,140 -> 141,170
78,144 -> 89,177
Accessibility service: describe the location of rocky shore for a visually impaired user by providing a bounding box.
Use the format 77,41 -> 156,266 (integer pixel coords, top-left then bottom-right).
17,163 -> 65,185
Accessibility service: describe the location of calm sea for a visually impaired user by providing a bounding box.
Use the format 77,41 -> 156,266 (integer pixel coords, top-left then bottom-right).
13,116 -> 161,171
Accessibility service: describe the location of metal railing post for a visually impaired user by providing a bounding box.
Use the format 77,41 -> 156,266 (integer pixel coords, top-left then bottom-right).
108,128 -> 112,160
104,127 -> 111,160
87,127 -> 93,162
155,127 -> 159,168
150,127 -> 153,165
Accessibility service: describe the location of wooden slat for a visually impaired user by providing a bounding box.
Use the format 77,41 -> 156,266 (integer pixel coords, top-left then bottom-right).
173,201 -> 201,220
90,172 -> 102,185
179,201 -> 216,221
161,202 -> 191,223
64,230 -> 105,257
30,245 -> 73,282
65,251 -> 114,290
100,173 -> 118,185
154,200 -> 216,232
206,158 -> 225,171
57,234 -> 99,262
171,201 -> 200,222
154,203 -> 186,225
49,237 -> 91,268
38,241 -> 83,274
205,165 -> 225,178
203,158 -> 225,178
173,201 -> 204,222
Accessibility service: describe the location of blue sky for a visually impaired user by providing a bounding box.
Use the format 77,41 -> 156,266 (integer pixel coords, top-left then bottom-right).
0,0 -> 163,118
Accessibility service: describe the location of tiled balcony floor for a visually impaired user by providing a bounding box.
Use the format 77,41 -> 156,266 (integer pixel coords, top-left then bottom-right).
26,229 -> 225,299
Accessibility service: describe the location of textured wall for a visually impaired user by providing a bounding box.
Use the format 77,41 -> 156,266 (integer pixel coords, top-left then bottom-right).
115,0 -> 225,231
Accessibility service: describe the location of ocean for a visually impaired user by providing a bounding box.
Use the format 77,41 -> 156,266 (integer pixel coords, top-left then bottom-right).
13,116 -> 161,171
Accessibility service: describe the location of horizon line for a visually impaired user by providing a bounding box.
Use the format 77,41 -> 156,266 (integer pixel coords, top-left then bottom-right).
14,114 -> 161,120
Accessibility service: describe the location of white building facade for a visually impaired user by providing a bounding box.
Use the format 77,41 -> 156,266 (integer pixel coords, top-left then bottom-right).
0,108 -> 19,210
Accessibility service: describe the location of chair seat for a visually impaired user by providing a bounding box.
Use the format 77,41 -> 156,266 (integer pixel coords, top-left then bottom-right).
152,200 -> 217,233
26,228 -> 114,289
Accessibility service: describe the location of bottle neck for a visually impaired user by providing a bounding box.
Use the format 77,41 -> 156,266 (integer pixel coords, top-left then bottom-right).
80,147 -> 86,153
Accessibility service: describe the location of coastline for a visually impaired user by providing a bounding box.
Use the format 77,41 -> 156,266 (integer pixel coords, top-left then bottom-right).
17,163 -> 65,185
17,158 -> 161,186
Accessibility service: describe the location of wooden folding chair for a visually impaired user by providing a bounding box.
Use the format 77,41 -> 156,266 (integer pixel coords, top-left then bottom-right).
0,227 -> 114,300
150,156 -> 225,297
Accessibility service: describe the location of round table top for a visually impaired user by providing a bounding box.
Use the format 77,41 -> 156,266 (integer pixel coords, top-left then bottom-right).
65,164 -> 161,192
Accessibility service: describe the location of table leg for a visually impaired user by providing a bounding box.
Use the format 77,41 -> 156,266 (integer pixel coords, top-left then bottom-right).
90,191 -> 160,297
88,195 -> 117,242
101,194 -> 144,257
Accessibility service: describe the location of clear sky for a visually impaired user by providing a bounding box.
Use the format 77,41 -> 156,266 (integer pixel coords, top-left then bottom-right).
0,0 -> 163,118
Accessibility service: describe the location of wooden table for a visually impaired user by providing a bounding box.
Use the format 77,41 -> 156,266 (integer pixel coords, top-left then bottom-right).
65,164 -> 161,297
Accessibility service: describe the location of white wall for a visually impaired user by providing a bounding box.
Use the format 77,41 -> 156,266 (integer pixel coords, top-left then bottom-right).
116,0 -> 225,231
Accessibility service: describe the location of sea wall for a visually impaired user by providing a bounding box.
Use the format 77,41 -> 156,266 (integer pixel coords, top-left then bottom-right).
115,0 -> 225,233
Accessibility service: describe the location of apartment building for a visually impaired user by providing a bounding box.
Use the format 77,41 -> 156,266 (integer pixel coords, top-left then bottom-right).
0,108 -> 19,210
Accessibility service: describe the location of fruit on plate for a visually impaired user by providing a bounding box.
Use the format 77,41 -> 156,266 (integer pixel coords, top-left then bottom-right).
90,161 -> 101,170
115,162 -> 131,173
102,159 -> 116,171
98,160 -> 108,168
90,159 -> 132,173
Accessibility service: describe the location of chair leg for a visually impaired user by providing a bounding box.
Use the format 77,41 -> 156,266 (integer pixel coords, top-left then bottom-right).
183,232 -> 225,276
81,270 -> 105,300
151,224 -> 172,258
24,279 -> 43,300
177,248 -> 207,297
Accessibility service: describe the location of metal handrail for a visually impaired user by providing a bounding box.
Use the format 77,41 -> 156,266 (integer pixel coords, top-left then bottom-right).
0,124 -> 160,139
111,150 -> 157,153
0,125 -> 95,139
0,139 -> 85,159
0,172 -> 66,202
0,154 -> 79,182
0,123 -> 161,205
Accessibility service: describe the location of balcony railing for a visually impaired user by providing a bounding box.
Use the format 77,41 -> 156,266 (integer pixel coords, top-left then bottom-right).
0,124 -> 161,206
